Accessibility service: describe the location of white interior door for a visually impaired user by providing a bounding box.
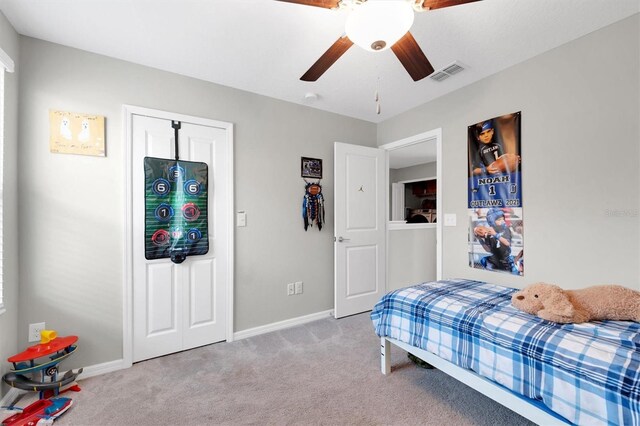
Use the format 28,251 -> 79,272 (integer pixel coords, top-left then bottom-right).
132,114 -> 229,362
334,142 -> 386,318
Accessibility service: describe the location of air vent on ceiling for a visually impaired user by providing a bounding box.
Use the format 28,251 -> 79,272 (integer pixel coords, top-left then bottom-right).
430,71 -> 450,82
429,61 -> 466,82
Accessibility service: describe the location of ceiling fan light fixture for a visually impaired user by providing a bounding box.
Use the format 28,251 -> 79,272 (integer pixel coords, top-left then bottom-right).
345,0 -> 414,52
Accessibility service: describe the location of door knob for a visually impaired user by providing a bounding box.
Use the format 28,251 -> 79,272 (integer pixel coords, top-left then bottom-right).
337,236 -> 351,242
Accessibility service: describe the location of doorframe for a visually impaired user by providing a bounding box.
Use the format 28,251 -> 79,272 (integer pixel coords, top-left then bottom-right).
379,128 -> 443,280
122,105 -> 235,368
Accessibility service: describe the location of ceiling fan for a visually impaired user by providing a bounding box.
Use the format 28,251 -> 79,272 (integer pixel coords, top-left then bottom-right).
276,0 -> 481,82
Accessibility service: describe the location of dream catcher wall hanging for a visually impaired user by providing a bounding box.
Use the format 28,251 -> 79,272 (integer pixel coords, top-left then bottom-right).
301,157 -> 325,231
303,181 -> 325,231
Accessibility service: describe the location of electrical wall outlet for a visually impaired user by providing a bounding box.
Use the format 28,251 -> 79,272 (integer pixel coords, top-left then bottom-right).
287,283 -> 295,296
29,322 -> 46,342
294,281 -> 303,294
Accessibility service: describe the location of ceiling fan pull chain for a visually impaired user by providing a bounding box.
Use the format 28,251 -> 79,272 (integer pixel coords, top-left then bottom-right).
375,77 -> 381,115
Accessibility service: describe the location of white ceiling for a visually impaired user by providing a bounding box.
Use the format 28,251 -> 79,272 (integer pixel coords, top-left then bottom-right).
0,0 -> 638,123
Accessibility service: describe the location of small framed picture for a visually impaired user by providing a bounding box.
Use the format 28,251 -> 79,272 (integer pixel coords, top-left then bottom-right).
301,157 -> 323,179
49,110 -> 106,157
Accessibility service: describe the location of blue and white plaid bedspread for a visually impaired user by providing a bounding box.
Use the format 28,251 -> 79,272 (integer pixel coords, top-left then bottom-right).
371,279 -> 640,426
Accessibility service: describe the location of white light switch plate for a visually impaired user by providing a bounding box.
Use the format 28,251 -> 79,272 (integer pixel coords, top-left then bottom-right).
237,211 -> 247,227
444,213 -> 457,227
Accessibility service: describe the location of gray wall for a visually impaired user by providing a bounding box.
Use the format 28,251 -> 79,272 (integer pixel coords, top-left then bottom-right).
388,228 -> 437,291
17,37 -> 376,369
0,11 -> 19,395
378,15 -> 640,291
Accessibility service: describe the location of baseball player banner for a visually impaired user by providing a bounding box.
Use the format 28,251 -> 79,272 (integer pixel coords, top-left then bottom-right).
467,112 -> 524,275
144,157 -> 209,264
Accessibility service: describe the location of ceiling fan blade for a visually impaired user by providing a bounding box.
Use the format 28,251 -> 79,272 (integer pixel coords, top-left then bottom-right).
391,32 -> 434,81
301,35 -> 353,82
275,0 -> 340,9
420,0 -> 481,11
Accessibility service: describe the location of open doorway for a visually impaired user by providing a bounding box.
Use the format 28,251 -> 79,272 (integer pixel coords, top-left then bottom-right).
381,129 -> 442,291
392,177 -> 437,223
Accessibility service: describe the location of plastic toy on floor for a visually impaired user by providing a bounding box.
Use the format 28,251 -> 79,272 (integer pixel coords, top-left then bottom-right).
1,330 -> 82,426
1,398 -> 73,426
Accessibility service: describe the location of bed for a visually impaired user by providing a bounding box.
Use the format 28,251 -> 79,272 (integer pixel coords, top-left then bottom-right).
371,279 -> 640,425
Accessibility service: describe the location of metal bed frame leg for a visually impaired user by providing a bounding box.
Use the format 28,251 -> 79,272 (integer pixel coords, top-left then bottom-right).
381,337 -> 391,374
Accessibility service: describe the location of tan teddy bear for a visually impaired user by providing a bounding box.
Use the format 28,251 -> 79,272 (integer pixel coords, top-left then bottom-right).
511,282 -> 640,324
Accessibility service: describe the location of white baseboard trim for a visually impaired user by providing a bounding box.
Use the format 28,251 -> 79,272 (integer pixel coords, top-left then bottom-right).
0,359 -> 128,405
233,309 -> 334,341
0,388 -> 23,409
77,359 -> 129,380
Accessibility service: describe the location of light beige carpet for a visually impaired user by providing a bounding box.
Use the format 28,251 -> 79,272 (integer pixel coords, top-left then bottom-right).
52,313 -> 532,425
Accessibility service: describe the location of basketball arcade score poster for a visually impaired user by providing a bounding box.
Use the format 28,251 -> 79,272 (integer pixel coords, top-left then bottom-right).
467,112 -> 524,276
144,157 -> 209,262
